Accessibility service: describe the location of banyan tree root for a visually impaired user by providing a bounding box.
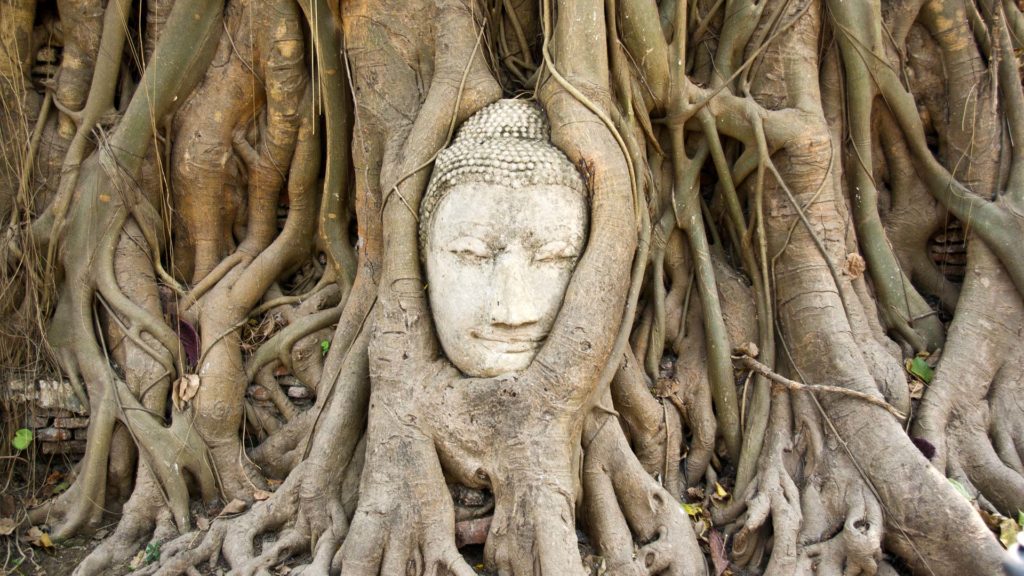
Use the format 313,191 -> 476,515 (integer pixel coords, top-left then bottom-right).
913,240 -> 1024,515
582,403 -> 706,576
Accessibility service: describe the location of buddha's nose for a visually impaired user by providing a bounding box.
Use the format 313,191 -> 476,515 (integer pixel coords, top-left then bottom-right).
489,253 -> 540,328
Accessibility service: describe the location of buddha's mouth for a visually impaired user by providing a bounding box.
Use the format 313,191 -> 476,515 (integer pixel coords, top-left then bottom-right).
471,330 -> 547,353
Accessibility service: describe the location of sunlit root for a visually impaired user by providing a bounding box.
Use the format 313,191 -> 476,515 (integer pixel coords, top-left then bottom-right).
340,417 -> 474,576
583,406 -> 705,576
611,348 -> 684,496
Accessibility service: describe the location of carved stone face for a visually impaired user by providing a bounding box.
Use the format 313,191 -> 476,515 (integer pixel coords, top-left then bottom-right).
426,182 -> 588,378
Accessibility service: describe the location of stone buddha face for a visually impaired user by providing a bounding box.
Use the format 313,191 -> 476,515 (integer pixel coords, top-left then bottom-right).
421,100 -> 588,378
426,183 -> 587,377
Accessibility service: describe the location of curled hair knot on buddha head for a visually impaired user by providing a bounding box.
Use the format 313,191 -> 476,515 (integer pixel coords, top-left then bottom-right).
419,99 -> 588,256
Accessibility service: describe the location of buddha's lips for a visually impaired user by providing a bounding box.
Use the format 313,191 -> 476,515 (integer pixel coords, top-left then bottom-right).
471,329 -> 547,352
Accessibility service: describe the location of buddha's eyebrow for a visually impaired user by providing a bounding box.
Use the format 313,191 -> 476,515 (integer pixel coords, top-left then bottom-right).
527,225 -> 585,244
445,221 -> 498,240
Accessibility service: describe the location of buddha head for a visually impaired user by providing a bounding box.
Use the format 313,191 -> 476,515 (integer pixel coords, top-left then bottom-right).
421,100 -> 589,378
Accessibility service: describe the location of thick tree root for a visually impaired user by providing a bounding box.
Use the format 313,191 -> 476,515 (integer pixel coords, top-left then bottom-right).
340,416 -> 475,576
913,240 -> 1024,514
73,469 -> 177,576
611,348 -> 685,497
583,407 -> 705,576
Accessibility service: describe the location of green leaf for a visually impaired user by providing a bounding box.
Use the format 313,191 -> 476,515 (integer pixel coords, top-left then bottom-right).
144,541 -> 161,564
907,357 -> 934,383
53,481 -> 70,494
11,428 -> 33,451
320,339 -> 330,356
948,478 -> 971,500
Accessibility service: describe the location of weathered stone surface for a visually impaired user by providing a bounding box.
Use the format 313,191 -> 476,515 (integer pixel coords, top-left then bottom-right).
4,379 -> 88,415
36,428 -> 72,442
286,386 -> 311,399
24,415 -> 50,429
40,440 -> 86,455
53,417 -> 90,429
422,100 -> 588,379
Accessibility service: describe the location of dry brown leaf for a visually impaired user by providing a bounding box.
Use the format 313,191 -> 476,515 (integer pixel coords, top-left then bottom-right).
909,378 -> 925,400
709,529 -> 729,576
0,517 -> 15,536
842,252 -> 866,279
218,498 -> 248,517
43,470 -> 63,486
25,526 -> 53,549
172,374 -> 201,411
259,318 -> 276,339
129,549 -> 146,570
253,490 -> 272,501
196,516 -> 210,531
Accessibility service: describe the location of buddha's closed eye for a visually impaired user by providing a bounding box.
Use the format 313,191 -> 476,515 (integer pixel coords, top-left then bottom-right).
534,240 -> 578,263
447,236 -> 493,260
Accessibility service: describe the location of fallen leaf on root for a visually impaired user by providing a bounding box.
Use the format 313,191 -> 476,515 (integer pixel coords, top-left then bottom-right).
713,482 -> 730,502
842,252 -> 866,279
1001,516 -> 1021,548
43,470 -> 63,486
25,526 -> 53,549
172,374 -> 201,411
0,517 -> 15,536
218,498 -> 248,517
129,550 -> 146,570
253,490 -> 272,501
681,502 -> 703,517
686,486 -> 705,501
908,373 -> 925,399
196,516 -> 210,531
692,519 -> 708,539
906,357 -> 934,384
709,529 -> 729,576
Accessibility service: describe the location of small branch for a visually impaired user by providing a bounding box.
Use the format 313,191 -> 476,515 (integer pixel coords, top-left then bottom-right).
732,349 -> 906,420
